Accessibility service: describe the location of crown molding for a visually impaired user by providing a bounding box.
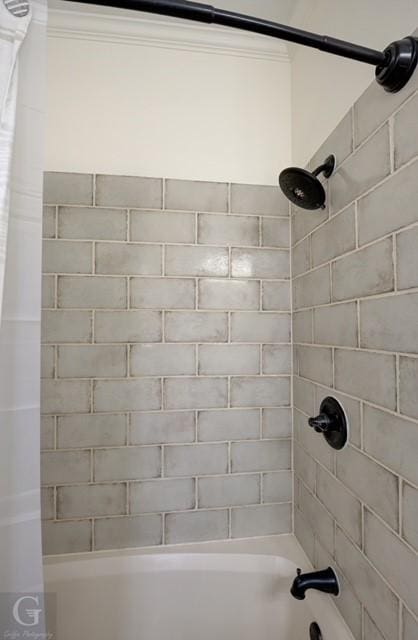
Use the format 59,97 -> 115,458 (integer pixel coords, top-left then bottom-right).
47,8 -> 290,62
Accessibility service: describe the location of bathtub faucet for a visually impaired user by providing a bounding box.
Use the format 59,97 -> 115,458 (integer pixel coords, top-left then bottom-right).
290,567 -> 339,600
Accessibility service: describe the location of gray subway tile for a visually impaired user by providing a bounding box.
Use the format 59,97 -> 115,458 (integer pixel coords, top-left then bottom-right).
41,380 -> 91,415
311,204 -> 356,266
231,440 -> 291,473
364,612 -> 385,640
43,206 -> 56,238
360,293 -> 418,354
198,213 -> 259,246
165,443 -> 228,477
293,265 -> 331,309
130,344 -> 195,376
199,344 -> 259,375
230,184 -> 288,216
95,514 -> 162,550
165,311 -> 228,342
294,507 -> 315,565
197,409 -> 259,442
94,379 -> 161,412
95,243 -> 162,276
231,248 -> 289,278
42,310 -> 92,343
262,281 -> 290,311
261,218 -> 289,247
354,68 -> 418,146
94,446 -> 161,482
41,346 -> 55,379
44,172 -> 93,205
292,207 -> 329,246
41,487 -> 55,520
335,527 -> 399,640
394,93 -> 418,169
95,310 -> 162,343
58,207 -> 127,241
402,482 -> 418,553
96,175 -> 162,208
130,411 -> 195,445
131,278 -> 195,310
400,356 -> 418,420
164,377 -> 228,410
314,302 -> 358,347
231,503 -> 291,538
298,482 -> 334,552
42,275 -> 55,309
262,408 -> 292,438
230,376 -> 290,408
403,607 -> 418,640
396,226 -> 418,290
262,345 -> 291,375
364,404 -> 418,487
198,279 -> 259,310
165,179 -> 228,212
41,450 -> 90,485
41,416 -> 55,450
358,159 -> 418,245
316,465 -> 362,545
294,442 -> 316,493
297,345 -> 333,386
309,109 -> 353,171
332,237 -> 394,302
292,237 -> 310,277
165,509 -> 228,544
42,240 -> 92,274
337,445 -> 398,530
57,414 -> 126,449
231,312 -> 290,343
263,471 -> 292,504
58,345 -> 126,378
335,348 -> 396,410
293,377 -> 315,416
198,474 -> 260,508
57,483 -> 126,518
130,478 -> 195,513
329,123 -> 390,214
364,509 -> 418,618
130,210 -> 195,243
42,520 -> 91,555
58,276 -> 127,309
165,245 -> 228,277
293,309 -> 313,344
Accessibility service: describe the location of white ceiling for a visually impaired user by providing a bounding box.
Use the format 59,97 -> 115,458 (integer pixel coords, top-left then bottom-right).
48,0 -> 301,25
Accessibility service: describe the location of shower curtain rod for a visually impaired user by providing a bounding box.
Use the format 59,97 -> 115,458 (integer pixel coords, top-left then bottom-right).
65,0 -> 418,93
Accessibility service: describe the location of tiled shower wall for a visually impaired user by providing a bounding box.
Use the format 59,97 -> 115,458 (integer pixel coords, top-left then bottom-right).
293,75 -> 418,639
40,174 -> 292,554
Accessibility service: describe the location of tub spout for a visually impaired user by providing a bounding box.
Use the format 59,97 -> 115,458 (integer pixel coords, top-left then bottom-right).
290,567 -> 339,600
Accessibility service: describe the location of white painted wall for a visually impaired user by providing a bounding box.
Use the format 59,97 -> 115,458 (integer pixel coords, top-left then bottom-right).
291,0 -> 418,166
45,11 -> 291,185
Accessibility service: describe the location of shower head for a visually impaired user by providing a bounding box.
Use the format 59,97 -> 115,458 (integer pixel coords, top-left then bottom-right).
279,154 -> 336,211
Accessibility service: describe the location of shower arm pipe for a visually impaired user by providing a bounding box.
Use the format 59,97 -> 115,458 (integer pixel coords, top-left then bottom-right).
65,0 -> 418,92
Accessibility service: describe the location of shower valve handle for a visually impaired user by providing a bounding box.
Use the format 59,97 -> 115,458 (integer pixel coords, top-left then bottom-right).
308,413 -> 332,433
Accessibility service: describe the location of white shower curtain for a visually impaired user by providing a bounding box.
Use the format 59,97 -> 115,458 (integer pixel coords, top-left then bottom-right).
0,0 -> 47,619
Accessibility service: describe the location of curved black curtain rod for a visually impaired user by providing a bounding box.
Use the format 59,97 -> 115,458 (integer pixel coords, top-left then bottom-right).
64,0 -> 418,93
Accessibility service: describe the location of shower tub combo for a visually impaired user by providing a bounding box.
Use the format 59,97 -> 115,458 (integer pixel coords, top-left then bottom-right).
44,535 -> 354,640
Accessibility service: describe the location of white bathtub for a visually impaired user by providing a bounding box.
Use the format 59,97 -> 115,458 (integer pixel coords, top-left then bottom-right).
44,535 -> 354,640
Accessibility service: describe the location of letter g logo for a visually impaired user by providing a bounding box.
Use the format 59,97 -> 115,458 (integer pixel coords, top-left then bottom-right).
12,596 -> 42,627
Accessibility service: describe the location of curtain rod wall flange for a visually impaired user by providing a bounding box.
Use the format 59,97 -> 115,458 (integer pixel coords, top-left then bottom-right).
63,0 -> 418,93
